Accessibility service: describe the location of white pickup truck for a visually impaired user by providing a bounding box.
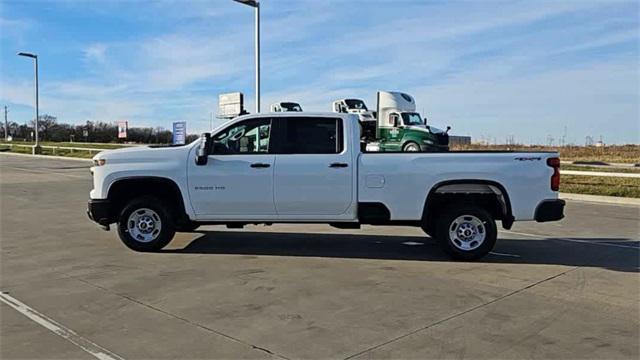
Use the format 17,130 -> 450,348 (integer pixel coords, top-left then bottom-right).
88,113 -> 564,260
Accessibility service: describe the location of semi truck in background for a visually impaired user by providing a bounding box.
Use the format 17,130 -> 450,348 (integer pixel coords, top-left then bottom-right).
332,99 -> 377,121
332,99 -> 377,139
270,102 -> 303,112
224,91 -> 448,152
373,91 -> 449,152
333,92 -> 450,152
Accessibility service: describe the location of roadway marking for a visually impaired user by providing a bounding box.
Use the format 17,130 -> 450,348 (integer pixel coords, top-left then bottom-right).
0,292 -> 124,360
501,230 -> 640,250
1,165 -> 88,179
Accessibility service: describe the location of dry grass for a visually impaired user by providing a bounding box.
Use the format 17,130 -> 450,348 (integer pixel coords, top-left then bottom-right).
0,141 -> 129,150
561,175 -> 640,198
453,144 -> 640,164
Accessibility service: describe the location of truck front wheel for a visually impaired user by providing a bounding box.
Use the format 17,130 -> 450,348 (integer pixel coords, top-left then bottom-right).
403,142 -> 421,152
435,205 -> 497,260
117,196 -> 175,252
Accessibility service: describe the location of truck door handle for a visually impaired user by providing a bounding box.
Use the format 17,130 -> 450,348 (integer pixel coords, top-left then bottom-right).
329,162 -> 349,168
250,163 -> 271,168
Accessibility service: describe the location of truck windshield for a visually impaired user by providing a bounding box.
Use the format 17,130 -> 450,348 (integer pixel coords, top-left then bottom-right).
401,112 -> 424,126
345,99 -> 367,111
281,102 -> 302,112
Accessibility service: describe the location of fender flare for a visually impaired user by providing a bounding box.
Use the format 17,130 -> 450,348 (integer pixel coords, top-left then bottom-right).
107,176 -> 190,221
423,179 -> 514,229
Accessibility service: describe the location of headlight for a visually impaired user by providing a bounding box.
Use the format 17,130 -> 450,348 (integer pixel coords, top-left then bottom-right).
93,159 -> 106,166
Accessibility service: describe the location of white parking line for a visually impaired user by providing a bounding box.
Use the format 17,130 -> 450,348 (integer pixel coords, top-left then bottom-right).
0,292 -> 124,360
2,165 -> 88,179
500,230 -> 639,250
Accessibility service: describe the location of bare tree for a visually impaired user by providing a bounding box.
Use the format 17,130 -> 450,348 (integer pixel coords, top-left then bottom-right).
30,114 -> 57,141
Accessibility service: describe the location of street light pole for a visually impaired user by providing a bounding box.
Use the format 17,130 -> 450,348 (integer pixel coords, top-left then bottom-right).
17,52 -> 41,154
255,1 -> 260,114
232,0 -> 260,113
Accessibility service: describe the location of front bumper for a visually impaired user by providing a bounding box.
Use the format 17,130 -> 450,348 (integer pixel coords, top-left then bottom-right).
87,199 -> 113,227
534,199 -> 565,222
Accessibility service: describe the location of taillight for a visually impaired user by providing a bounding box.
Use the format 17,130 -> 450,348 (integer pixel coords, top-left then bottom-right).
547,157 -> 560,191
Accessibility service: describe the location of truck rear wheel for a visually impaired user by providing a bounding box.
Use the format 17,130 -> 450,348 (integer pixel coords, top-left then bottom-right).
435,205 -> 497,260
117,196 -> 175,252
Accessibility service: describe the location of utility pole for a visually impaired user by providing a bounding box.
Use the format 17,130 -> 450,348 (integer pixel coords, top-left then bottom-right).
4,106 -> 7,141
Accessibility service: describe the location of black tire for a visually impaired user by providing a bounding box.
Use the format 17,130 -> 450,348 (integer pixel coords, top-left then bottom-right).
402,141 -> 421,152
434,204 -> 497,260
117,196 -> 175,252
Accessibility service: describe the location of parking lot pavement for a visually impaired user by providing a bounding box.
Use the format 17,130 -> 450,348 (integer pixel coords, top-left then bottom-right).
1,154 -> 639,359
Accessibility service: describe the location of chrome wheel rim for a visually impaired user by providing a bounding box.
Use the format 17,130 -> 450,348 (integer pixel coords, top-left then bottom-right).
127,208 -> 162,243
449,215 -> 486,251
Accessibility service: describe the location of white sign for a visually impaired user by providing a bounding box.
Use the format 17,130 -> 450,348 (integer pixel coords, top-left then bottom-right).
218,92 -> 244,119
172,121 -> 186,145
117,121 -> 128,139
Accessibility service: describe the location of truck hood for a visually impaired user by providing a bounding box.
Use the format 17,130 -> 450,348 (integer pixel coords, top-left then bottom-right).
405,125 -> 447,134
349,109 -> 375,120
92,144 -> 193,164
405,125 -> 430,133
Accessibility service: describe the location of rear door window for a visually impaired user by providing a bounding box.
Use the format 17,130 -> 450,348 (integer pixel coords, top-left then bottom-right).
280,117 -> 343,154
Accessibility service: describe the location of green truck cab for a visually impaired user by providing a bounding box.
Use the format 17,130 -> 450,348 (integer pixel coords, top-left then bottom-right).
375,91 -> 449,152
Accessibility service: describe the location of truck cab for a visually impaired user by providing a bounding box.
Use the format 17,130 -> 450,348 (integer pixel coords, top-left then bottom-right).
270,102 -> 303,112
332,98 -> 376,139
332,99 -> 375,119
376,91 -> 449,152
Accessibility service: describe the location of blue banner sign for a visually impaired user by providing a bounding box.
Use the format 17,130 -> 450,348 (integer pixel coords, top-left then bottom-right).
173,121 -> 186,145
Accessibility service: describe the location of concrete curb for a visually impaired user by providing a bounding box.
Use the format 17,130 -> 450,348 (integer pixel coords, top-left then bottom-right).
0,152 -> 92,163
560,192 -> 640,206
561,170 -> 640,178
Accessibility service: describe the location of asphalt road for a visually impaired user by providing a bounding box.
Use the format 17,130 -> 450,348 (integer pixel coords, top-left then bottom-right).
1,154 -> 639,360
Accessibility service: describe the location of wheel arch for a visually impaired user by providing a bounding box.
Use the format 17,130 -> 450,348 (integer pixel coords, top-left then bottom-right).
422,179 -> 514,230
106,176 -> 189,225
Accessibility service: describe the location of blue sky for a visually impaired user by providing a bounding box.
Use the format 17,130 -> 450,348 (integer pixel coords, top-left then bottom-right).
1,0 -> 638,144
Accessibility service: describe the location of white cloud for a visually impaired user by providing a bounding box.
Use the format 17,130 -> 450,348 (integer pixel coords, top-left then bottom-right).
83,43 -> 108,63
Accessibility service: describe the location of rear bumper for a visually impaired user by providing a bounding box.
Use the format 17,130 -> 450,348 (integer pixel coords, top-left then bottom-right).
534,199 -> 565,222
87,199 -> 112,226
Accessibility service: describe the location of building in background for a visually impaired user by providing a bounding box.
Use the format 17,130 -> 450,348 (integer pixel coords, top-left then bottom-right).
449,135 -> 471,146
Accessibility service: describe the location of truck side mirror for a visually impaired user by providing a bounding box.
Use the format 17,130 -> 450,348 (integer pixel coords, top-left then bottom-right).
446,126 -> 451,134
195,133 -> 212,166
393,116 -> 400,128
423,117 -> 428,125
